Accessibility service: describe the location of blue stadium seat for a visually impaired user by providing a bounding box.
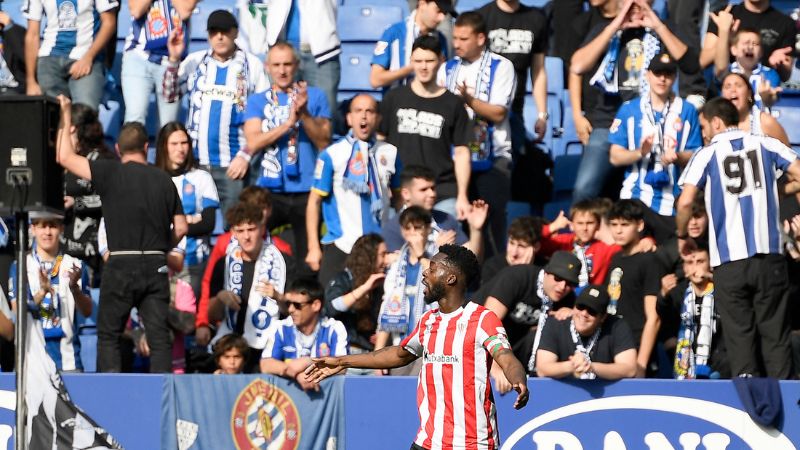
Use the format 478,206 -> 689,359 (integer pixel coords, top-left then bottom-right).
4,0 -> 27,26
552,154 -> 581,196
338,5 -> 403,42
191,0 -> 237,41
773,106 -> 800,146
79,335 -> 98,372
117,1 -> 132,40
342,0 -> 409,17
521,0 -> 550,7
524,56 -> 564,96
339,43 -> 379,92
543,200 -> 571,221
506,201 -> 532,225
99,100 -> 123,143
456,0 -> 487,13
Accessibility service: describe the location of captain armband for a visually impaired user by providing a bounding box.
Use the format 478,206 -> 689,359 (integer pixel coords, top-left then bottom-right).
485,334 -> 511,358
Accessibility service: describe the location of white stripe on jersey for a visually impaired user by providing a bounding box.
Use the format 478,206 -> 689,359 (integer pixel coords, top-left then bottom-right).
680,129 -> 797,266
26,0 -> 118,59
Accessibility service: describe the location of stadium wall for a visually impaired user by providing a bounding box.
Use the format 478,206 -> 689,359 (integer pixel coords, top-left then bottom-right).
0,374 -> 798,449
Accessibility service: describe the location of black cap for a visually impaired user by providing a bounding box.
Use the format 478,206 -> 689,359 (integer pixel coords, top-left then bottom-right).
434,0 -> 458,18
576,285 -> 610,314
648,52 -> 677,74
544,251 -> 581,286
207,10 -> 238,31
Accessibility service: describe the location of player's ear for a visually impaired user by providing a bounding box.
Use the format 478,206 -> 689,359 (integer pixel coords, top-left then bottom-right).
446,272 -> 457,286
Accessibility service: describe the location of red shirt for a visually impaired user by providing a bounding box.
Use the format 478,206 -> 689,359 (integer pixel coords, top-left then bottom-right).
196,232 -> 292,328
539,225 -> 621,285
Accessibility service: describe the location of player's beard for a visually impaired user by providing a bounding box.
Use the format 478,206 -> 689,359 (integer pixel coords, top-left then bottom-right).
423,281 -> 446,304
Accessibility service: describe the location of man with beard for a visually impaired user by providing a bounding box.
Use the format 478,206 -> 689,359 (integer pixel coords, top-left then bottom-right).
305,244 -> 529,450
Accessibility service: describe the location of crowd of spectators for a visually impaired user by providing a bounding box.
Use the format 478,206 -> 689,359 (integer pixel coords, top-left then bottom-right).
1,0 -> 800,385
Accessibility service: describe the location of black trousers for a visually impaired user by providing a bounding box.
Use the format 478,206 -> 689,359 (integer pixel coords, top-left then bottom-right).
268,192 -> 312,271
319,243 -> 349,288
470,159 -> 512,258
97,255 -> 172,373
714,254 -> 794,378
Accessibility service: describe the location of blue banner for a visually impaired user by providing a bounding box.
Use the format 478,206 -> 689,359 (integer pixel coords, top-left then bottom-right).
161,374 -> 346,450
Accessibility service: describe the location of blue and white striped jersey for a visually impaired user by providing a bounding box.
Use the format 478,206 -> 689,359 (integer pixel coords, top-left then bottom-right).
312,136 -> 400,254
181,49 -> 268,167
609,96 -> 703,216
172,168 -> 219,265
679,129 -> 798,267
261,316 -> 348,361
24,0 -> 118,59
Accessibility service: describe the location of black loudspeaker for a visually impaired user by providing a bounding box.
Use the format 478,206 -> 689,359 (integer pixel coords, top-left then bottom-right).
0,95 -> 64,215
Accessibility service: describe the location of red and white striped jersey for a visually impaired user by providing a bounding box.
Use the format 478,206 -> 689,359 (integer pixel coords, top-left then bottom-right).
401,301 -> 512,450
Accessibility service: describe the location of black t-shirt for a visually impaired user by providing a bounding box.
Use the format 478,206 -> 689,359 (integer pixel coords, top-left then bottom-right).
581,22 -> 695,127
477,2 -> 548,114
570,9 -> 613,115
378,86 -> 471,200
210,257 -> 255,336
707,5 -> 796,66
605,251 -> 663,343
480,253 -> 509,288
90,160 -> 182,252
537,316 -> 636,364
484,264 -> 575,349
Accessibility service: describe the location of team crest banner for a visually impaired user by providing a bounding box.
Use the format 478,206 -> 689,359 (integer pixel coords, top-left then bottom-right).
161,375 -> 345,450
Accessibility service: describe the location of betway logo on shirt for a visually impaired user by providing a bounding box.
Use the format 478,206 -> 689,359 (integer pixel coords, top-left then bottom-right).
423,349 -> 460,365
396,108 -> 444,139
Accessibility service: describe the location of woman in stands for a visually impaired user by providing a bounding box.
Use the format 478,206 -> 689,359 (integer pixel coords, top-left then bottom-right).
720,71 -> 789,145
62,103 -> 117,284
155,122 -> 219,299
323,233 -> 389,375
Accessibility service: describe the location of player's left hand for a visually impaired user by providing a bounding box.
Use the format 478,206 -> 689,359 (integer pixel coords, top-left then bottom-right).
304,357 -> 346,384
511,381 -> 529,410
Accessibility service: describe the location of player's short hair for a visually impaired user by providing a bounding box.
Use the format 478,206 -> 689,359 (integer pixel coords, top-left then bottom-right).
454,11 -> 487,36
285,277 -> 324,303
226,202 -> 264,228
212,334 -> 248,362
702,97 -> 740,127
117,122 -> 148,155
438,244 -> 480,286
570,199 -> 602,222
400,165 -> 436,188
412,34 -> 443,56
399,205 -> 433,228
507,216 -> 541,246
238,186 -> 272,210
607,199 -> 644,222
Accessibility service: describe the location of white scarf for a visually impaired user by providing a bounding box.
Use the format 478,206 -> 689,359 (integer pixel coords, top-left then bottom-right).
378,244 -> 429,335
215,234 -> 286,349
570,318 -> 601,380
674,283 -> 715,380
527,270 -> 553,373
187,49 -> 251,141
638,96 -> 686,187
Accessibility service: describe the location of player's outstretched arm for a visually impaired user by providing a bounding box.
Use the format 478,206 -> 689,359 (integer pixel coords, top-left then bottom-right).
305,346 -> 418,383
493,349 -> 529,410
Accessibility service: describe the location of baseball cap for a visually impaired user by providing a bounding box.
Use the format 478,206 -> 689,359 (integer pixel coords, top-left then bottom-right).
207,10 -> 238,31
29,211 -> 64,222
544,251 -> 581,286
434,0 -> 458,17
575,285 -> 610,315
648,52 -> 677,74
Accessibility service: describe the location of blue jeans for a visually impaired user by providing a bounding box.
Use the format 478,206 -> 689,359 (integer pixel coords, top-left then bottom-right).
209,166 -> 244,228
299,51 -> 340,116
572,127 -> 613,204
121,51 -> 180,126
36,56 -> 105,110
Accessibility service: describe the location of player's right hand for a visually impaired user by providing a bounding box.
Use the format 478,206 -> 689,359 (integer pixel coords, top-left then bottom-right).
304,357 -> 345,384
511,382 -> 529,410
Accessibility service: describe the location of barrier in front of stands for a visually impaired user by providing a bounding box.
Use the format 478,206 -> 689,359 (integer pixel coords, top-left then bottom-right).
0,375 -> 798,449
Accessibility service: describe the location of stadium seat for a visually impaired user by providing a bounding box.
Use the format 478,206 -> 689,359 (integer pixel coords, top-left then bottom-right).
521,0 -> 550,7
339,43 -> 379,92
338,5 -> 403,42
506,201 -> 532,225
524,56 -> 564,96
773,105 -> 800,147
456,0 -> 488,13
79,335 -> 98,372
99,100 -> 123,143
4,0 -> 27,26
191,0 -> 237,41
117,1 -> 132,40
543,200 -> 571,221
342,0 -> 409,17
552,153 -> 581,197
